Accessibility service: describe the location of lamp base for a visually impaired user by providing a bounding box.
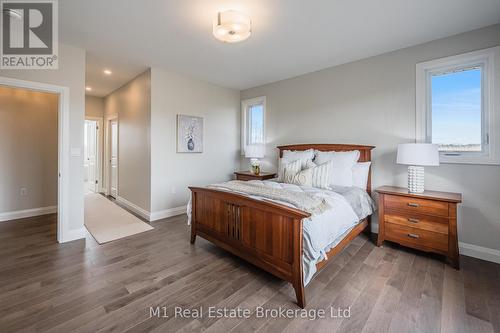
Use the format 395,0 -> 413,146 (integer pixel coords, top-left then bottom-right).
250,158 -> 261,175
408,166 -> 425,193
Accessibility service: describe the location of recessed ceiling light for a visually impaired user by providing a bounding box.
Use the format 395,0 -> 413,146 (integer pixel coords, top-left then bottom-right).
213,11 -> 251,43
103,69 -> 112,75
85,86 -> 92,91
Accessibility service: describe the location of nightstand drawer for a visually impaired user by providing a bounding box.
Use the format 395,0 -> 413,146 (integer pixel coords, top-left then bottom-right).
385,222 -> 448,252
385,195 -> 449,217
384,211 -> 449,234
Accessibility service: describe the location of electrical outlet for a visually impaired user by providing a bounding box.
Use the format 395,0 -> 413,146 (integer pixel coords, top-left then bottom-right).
20,187 -> 28,196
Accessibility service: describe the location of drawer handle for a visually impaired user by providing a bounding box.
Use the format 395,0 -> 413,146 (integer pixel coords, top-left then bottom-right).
407,203 -> 419,208
407,233 -> 420,239
407,218 -> 419,224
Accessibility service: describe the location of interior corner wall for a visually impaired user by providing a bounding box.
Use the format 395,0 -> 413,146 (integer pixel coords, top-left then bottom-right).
104,69 -> 151,212
0,43 -> 86,234
240,24 -> 500,252
150,68 -> 240,215
85,95 -> 104,118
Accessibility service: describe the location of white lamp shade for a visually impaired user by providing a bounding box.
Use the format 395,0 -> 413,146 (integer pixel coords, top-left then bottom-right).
245,144 -> 265,159
397,143 -> 440,166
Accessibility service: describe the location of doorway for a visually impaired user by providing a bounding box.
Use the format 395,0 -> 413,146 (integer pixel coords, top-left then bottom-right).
109,118 -> 118,198
0,76 -> 73,243
84,118 -> 102,194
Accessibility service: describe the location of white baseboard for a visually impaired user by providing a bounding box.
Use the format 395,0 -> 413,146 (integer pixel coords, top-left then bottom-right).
0,206 -> 57,222
150,205 -> 187,222
59,227 -> 86,243
459,242 -> 500,264
115,196 -> 151,221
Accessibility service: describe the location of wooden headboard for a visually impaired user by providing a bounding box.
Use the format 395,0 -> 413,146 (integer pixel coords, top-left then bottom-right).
277,144 -> 375,193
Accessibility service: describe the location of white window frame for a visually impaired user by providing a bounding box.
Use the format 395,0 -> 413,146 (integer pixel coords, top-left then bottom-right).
416,46 -> 499,165
241,96 -> 266,154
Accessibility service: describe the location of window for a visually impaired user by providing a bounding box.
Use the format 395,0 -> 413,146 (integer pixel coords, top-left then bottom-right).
241,96 -> 266,153
416,47 -> 499,164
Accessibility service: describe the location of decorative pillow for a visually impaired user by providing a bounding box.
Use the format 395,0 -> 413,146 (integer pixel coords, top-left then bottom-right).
352,162 -> 371,190
283,159 -> 302,184
314,150 -> 360,187
277,149 -> 315,181
286,160 -> 332,189
310,161 -> 333,189
289,167 -> 314,187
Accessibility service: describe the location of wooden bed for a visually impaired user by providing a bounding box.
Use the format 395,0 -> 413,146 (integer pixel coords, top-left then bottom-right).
189,144 -> 375,308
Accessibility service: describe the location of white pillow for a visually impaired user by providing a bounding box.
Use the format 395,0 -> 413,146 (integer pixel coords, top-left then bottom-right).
352,162 -> 371,190
314,150 -> 360,187
283,159 -> 303,184
277,149 -> 315,181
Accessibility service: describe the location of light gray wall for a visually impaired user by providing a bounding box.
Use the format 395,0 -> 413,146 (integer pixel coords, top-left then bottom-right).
150,68 -> 240,213
241,24 -> 500,251
104,70 -> 151,211
0,87 -> 58,212
85,95 -> 104,118
0,43 -> 86,233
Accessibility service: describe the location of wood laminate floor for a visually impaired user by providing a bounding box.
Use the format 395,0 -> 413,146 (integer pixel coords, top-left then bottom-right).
0,213 -> 499,333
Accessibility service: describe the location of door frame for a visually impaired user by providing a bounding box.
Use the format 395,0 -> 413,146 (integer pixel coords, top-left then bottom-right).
84,116 -> 103,193
0,76 -> 72,243
104,115 -> 118,197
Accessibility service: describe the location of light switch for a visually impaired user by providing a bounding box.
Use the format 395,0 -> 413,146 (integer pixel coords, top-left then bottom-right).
71,148 -> 81,157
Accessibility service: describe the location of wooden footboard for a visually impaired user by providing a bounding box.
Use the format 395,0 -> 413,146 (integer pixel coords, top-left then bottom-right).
189,187 -> 310,307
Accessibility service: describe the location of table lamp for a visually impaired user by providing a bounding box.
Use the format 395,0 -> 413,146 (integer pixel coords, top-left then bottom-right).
245,144 -> 265,175
397,143 -> 439,193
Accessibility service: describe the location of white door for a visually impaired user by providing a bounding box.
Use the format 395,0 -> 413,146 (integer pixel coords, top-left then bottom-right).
85,120 -> 98,193
110,120 -> 118,198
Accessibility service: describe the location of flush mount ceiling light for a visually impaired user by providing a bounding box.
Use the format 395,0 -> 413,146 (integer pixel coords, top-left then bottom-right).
213,10 -> 251,43
85,86 -> 92,92
103,69 -> 112,75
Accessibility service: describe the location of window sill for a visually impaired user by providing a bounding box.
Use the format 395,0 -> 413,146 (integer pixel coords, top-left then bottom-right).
439,155 -> 500,165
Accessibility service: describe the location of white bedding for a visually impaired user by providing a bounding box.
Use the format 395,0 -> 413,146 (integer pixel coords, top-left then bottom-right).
186,180 -> 375,285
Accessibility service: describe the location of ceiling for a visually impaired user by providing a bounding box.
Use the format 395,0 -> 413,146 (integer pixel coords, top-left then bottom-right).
84,54 -> 148,97
60,0 -> 500,96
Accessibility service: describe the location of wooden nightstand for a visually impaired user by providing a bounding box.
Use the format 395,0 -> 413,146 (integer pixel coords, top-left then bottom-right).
234,171 -> 276,181
376,186 -> 462,269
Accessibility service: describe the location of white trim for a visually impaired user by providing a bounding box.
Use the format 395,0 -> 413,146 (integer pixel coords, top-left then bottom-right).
416,46 -> 499,165
0,76 -> 76,243
63,228 -> 87,243
459,242 -> 500,264
241,96 -> 266,155
0,206 -> 57,222
150,205 -> 187,221
115,196 -> 150,221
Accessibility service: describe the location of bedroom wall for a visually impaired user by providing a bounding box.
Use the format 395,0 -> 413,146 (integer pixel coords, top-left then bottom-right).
240,24 -> 500,255
150,68 -> 240,218
0,87 -> 58,214
104,70 -> 151,213
0,43 -> 86,239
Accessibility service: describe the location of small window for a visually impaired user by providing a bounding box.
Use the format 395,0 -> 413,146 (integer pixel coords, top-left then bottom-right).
430,66 -> 483,153
241,96 -> 266,153
416,47 -> 498,164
